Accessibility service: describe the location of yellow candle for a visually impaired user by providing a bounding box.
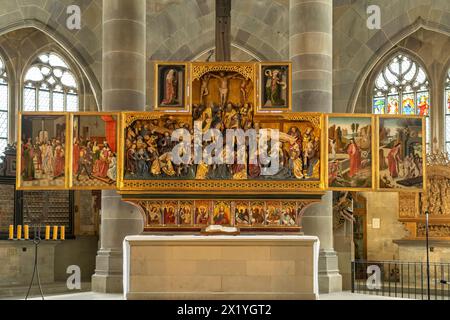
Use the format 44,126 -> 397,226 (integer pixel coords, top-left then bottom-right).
8,225 -> 13,240
24,225 -> 29,240
53,226 -> 58,240
45,225 -> 50,240
17,225 -> 22,240
60,226 -> 65,240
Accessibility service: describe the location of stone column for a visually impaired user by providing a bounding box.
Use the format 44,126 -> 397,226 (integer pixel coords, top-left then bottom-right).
289,0 -> 342,292
91,0 -> 146,293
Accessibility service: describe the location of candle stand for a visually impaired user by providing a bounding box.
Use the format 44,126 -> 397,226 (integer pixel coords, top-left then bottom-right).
24,192 -> 50,300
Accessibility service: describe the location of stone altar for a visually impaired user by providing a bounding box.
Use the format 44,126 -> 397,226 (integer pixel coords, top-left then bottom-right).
123,235 -> 319,300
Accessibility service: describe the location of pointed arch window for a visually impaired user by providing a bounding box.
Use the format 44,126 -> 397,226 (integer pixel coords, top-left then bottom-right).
445,69 -> 450,153
23,52 -> 78,112
372,53 -> 431,150
0,56 -> 8,156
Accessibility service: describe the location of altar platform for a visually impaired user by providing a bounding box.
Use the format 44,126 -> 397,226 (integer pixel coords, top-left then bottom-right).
123,235 -> 319,300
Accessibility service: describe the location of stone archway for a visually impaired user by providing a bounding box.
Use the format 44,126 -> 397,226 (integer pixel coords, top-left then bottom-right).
345,19 -> 450,114
0,20 -> 102,109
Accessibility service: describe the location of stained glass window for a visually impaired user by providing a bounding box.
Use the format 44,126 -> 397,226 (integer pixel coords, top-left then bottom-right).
0,56 -> 8,157
23,52 -> 78,111
445,69 -> 450,154
372,53 -> 431,150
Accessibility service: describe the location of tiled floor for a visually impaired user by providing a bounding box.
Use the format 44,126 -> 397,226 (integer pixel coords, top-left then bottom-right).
15,291 -> 409,300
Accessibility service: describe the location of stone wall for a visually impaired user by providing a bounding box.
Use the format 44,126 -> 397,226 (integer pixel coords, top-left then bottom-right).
0,0 -> 102,107
398,243 -> 450,263
0,242 -> 56,286
0,188 -> 99,287
125,235 -> 319,300
333,0 -> 450,114
146,0 -> 289,109
54,236 -> 98,282
354,28 -> 450,148
361,192 -> 408,261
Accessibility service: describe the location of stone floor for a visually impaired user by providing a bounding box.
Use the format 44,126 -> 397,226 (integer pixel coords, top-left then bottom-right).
5,291 -> 408,300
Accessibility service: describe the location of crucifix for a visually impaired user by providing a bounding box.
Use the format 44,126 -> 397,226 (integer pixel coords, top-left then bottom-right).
215,0 -> 231,61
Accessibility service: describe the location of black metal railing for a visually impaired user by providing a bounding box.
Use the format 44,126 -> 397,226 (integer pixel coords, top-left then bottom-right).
352,260 -> 450,300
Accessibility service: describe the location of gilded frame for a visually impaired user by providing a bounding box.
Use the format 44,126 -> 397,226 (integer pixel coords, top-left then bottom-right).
325,113 -> 376,191
117,112 -> 326,194
16,112 -> 70,190
189,61 -> 257,110
375,114 -> 426,192
122,197 -> 318,232
257,61 -> 292,113
68,112 -> 121,190
153,61 -> 190,113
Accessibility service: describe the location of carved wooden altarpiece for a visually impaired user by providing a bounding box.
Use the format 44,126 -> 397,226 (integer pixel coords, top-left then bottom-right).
399,151 -> 450,240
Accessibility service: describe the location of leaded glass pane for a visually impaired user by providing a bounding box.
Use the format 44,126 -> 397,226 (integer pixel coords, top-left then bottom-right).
25,66 -> 44,82
375,74 -> 386,90
0,84 -> 7,111
401,92 -> 415,115
49,53 -> 68,68
53,91 -> 64,111
372,53 -> 430,119
416,68 -> 426,84
0,111 -> 7,139
387,95 -> 399,114
446,115 -> 450,148
38,89 -> 50,111
384,68 -> 397,84
404,63 -> 416,82
23,51 -> 78,112
0,138 -> 6,157
61,71 -> 76,88
400,57 -> 411,74
389,60 -> 400,75
446,89 -> 450,115
39,54 -> 49,63
416,91 -> 430,116
67,93 -> 78,111
23,87 -> 36,111
373,96 -> 385,114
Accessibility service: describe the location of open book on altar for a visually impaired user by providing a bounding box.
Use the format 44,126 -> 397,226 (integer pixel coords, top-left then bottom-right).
202,225 -> 240,235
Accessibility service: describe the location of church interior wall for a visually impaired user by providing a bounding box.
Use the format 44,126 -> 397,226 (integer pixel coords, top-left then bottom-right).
145,0 -> 289,110
361,192 -> 407,261
0,0 -> 449,296
0,20 -> 100,294
332,0 -> 450,114
332,1 -> 450,274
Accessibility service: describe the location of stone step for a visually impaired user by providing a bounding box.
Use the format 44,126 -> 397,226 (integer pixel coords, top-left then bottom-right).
0,281 -> 91,299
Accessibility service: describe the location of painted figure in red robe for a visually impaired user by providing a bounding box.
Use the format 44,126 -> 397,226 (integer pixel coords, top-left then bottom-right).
417,95 -> 429,116
73,138 -> 80,174
387,142 -> 402,178
53,141 -> 65,178
347,138 -> 361,178
161,69 -> 177,105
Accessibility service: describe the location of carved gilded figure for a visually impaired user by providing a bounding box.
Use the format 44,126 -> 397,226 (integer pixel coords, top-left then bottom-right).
210,72 -> 239,107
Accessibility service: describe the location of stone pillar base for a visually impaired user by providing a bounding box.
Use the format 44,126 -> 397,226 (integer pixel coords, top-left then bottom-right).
318,249 -> 342,293
91,249 -> 123,293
